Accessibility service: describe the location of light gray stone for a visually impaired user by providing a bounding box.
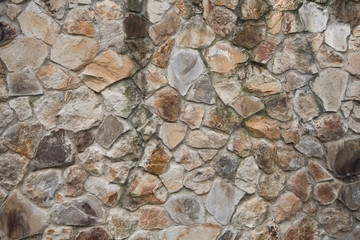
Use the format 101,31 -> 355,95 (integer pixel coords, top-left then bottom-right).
317,207 -> 352,235
325,23 -> 351,52
258,170 -> 286,200
34,91 -> 64,130
0,152 -> 28,190
316,44 -> 346,68
6,4 -> 21,20
0,78 -> 8,101
293,90 -> 320,122
184,166 -> 215,194
84,176 -> 121,207
146,0 -> 170,23
99,20 -> 127,52
79,146 -> 106,176
174,145 -> 203,171
186,128 -> 229,149
232,197 -> 267,229
0,103 -> 14,131
8,97 -> 32,121
160,163 -> 184,193
160,224 -> 221,240
295,135 -> 325,158
34,0 -> 66,19
180,103 -> 205,129
96,115 -> 130,149
106,131 -> 143,161
346,77 -> 360,101
235,156 -> 260,194
212,75 -> 242,105
6,68 -> 44,97
245,65 -> 281,96
299,2 -> 329,33
282,71 -> 312,92
186,75 -> 216,104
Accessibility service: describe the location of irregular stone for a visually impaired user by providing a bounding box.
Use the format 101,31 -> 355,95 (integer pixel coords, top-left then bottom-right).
139,140 -> 172,175
2,122 -> 43,159
0,152 -> 28,190
0,191 -> 47,239
317,207 -> 352,235
64,165 -> 88,197
316,45 -> 346,68
245,66 -> 281,96
175,0 -> 202,19
312,68 -> 348,112
180,103 -> 204,129
36,64 -> 81,90
310,33 -> 324,51
107,208 -> 137,239
96,0 -> 123,21
313,114 -> 348,141
18,2 -> 60,45
283,71 -> 311,92
102,80 -> 142,118
174,145 -> 203,171
245,116 -> 280,140
198,149 -> 218,162
293,90 -> 320,122
0,105 -> 13,131
125,0 -> 143,12
167,49 -> 206,96
99,20 -> 127,52
216,227 -> 240,240
325,23 -> 351,52
267,11 -> 283,34
51,195 -> 105,226
0,78 -> 8,101
9,97 -> 32,121
105,161 -> 134,184
139,206 -> 171,230
161,223 -> 221,240
273,35 -> 317,74
85,176 -> 121,207
276,145 -> 306,171
203,105 -> 242,134
212,74 -> 242,105
314,181 -> 342,205
177,15 -> 215,48
233,197 -> 267,229
295,135 -> 325,158
160,163 -> 184,193
34,0 -> 66,19
283,12 -> 304,34
309,160 -> 333,183
146,87 -> 180,122
129,230 -> 159,240
258,170 -> 285,200
43,227 -> 73,240
231,22 -> 266,49
51,34 -> 98,71
240,0 -> 269,20
348,225 -> 360,240
347,51 -> 360,77
346,77 -> 360,101
134,70 -> 166,100
235,156 -> 260,194
81,50 -> 139,92
252,221 -> 280,240
227,128 -> 251,157
79,147 -> 105,176
75,131 -> 94,153
0,21 -> 17,47
152,38 -> 175,68
253,35 -> 281,64
252,139 -> 277,174
149,11 -> 181,45
265,95 -> 292,122
339,181 -> 360,210
272,191 -> 302,223
76,227 -> 112,240
186,128 -> 228,149
131,106 -> 162,141
183,166 -> 215,194
186,75 -> 216,104
212,152 -> 240,181
23,169 -> 62,207
206,179 -> 244,224
207,7 -> 236,37
123,13 -> 147,39
349,25 -> 360,51
213,0 -> 237,9
96,115 -> 129,149
165,193 -> 205,225
299,2 -> 329,33
34,92 -> 64,130
6,4 -> 21,20
269,0 -> 302,10
287,169 -> 312,202
106,131 -> 143,161
284,216 -> 320,240
6,67 -> 43,96
127,39 -> 154,67
146,0 -> 170,23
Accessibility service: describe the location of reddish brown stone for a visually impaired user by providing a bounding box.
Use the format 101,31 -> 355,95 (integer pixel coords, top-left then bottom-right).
139,206 -> 171,230
287,169 -> 312,202
314,181 -> 342,205
308,160 -> 333,182
272,192 -> 302,223
148,87 -> 181,122
76,227 -> 112,240
276,145 -> 305,171
207,7 -> 236,37
313,114 -> 348,141
124,13 -> 147,39
231,22 -> 266,49
284,216 -> 318,240
140,140 -> 172,175
253,35 -> 280,64
129,172 -> 165,205
152,38 -> 175,68
245,115 -> 280,140
149,12 -> 181,45
64,7 -> 96,37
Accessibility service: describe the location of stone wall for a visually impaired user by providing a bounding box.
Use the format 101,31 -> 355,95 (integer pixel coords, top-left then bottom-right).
0,0 -> 360,239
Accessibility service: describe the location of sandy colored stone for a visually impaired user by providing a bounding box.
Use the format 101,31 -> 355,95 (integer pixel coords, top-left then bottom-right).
346,51 -> 360,77
34,92 -> 64,130
85,176 -> 121,207
0,152 -> 28,190
245,66 -> 281,96
160,163 -> 184,193
34,0 -> 66,19
152,38 -> 175,68
139,206 -> 171,230
146,0 -> 170,23
325,22 -> 351,52
107,208 -> 137,239
161,224 -> 221,240
79,146 -> 106,176
258,170 -> 285,200
99,20 -> 127,51
269,0 -> 302,10
36,64 -> 80,90
245,115 -> 280,140
203,105 -> 242,134
309,160 -> 333,182
96,0 -> 123,21
212,75 -> 242,105
106,131 -> 143,161
186,128 -> 229,149
235,156 -> 260,194
283,71 -> 311,93
293,90 -> 320,122
233,197 -> 267,229
267,11 -> 282,34
174,145 -> 203,171
283,12 -> 304,34
76,227 -> 112,240
316,44 -> 346,68
134,65 -> 168,96
314,181 -> 342,205
149,11 -> 181,45
207,7 -> 236,37
276,145 -> 305,171
105,161 -> 134,185
139,140 -> 172,175
253,35 -> 281,64
183,166 -> 215,194
227,128 -> 252,157
7,4 -> 22,20
272,191 -> 302,223
180,103 -> 204,129
43,227 -> 73,240
64,165 -> 88,197
287,168 -> 312,202
8,97 -> 32,121
313,114 -> 348,141
6,68 -> 43,97
317,207 -> 352,235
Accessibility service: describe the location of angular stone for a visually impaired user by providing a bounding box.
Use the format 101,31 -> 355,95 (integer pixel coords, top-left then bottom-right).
23,169 -> 62,207
295,135 -> 325,158
2,122 -> 43,159
6,67 -> 43,97
198,149 -> 218,162
283,71 -> 311,92
0,191 -> 47,239
34,0 -> 66,19
245,116 -> 280,140
57,86 -> 103,132
160,163 -> 184,193
107,208 -> 137,239
252,139 -> 276,174
235,156 -> 260,194
74,131 -> 94,153
104,161 -> 134,184
186,75 -> 216,104
0,21 -> 17,47
51,195 -> 105,226
51,34 -> 98,71
283,12 -> 304,34
284,216 -> 320,240
258,170 -> 285,200
0,78 -> 8,101
325,23 -> 351,52
174,145 -> 203,171
167,49 -> 205,96
265,95 -> 292,122
212,74 -> 242,105
85,177 -> 121,207
152,38 -> 175,68
212,152 -> 240,181
312,68 -> 348,112
125,0 -> 143,12
272,35 -> 317,74
214,0 -> 238,10
131,106 -> 162,141
203,105 -> 241,134
231,22 -> 266,49
129,230 -> 159,240
317,207 -> 352,235
314,181 -> 341,205
34,92 -> 64,130
346,77 -> 360,101
313,114 -> 348,141
180,103 -> 204,129
240,0 -> 269,20
272,191 -> 302,223
149,11 -> 181,45
139,206 -> 171,230
0,104 -> 13,133
165,193 -> 205,225
253,35 -> 281,64
127,38 -> 154,67
206,179 -> 244,224
36,64 -> 80,91
18,2 -> 60,45
183,166 -> 215,194
9,97 -> 32,121
276,145 -> 306,171
347,51 -> 360,77
349,225 -> 360,240
227,128 -> 251,157
269,0 -> 302,10
146,0 -> 170,23
316,45 -> 346,68
233,197 -> 267,228
79,147 -> 105,177
139,140 -> 172,175
287,169 -> 312,202
309,160 -> 333,183
245,66 -> 281,96
339,181 -> 360,210
76,227 -> 112,240
146,87 -> 180,122
64,165 -> 88,197
175,0 -> 202,19
186,128 -> 228,149
0,152 -> 28,190
299,2 -> 329,33
96,0 -> 123,21
99,20 -> 127,52
124,13 -> 147,39
43,226 -> 73,240
102,80 -> 142,118
267,11 -> 283,34
349,25 -> 360,51
106,131 -> 143,161
161,223 -> 221,240
97,116 -> 128,149
81,50 -> 139,92
134,65 -> 168,97
207,7 -> 236,37
293,90 -> 320,122
216,227 -> 239,240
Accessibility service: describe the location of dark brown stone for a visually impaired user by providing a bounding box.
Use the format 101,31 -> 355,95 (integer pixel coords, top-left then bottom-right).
287,169 -> 312,202
125,0 -> 144,12
75,131 -> 95,153
149,11 -> 181,45
76,227 -> 113,240
339,181 -> 360,210
31,129 -> 74,171
308,160 -> 333,182
124,13 -> 147,39
126,38 -> 154,67
0,22 -> 17,47
231,22 -> 266,49
284,216 -> 318,240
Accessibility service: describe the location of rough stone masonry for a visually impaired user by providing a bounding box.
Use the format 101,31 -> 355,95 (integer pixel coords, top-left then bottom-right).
0,0 -> 360,239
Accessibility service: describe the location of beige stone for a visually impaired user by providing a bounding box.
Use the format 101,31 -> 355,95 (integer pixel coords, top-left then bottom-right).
161,224 -> 221,240
140,140 -> 172,175
64,7 -> 96,37
245,66 -> 281,96
96,0 -> 123,21
207,7 -> 237,37
149,11 -> 181,45
186,128 -> 229,149
272,191 -> 302,223
180,103 -> 204,129
139,206 -> 171,230
36,64 -> 81,90
231,94 -> 264,119
159,122 -> 187,149
245,115 -> 280,140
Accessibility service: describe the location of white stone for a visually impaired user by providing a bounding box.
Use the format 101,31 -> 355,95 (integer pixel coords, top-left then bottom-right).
325,23 -> 351,52
235,156 -> 260,194
146,0 -> 170,23
160,163 -> 184,193
34,92 -> 64,130
212,75 -> 242,105
299,2 -> 329,33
